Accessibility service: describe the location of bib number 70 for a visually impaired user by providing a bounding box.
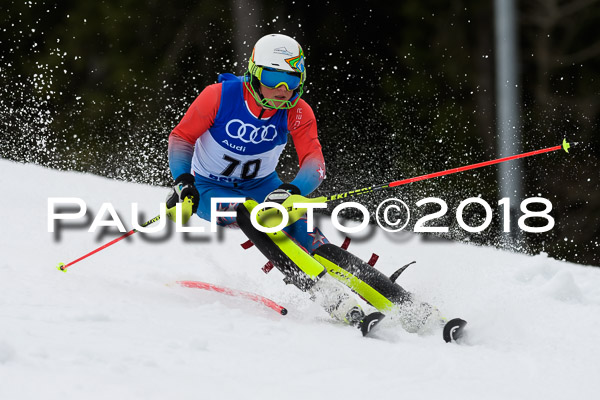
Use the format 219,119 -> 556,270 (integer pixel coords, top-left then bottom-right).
221,155 -> 262,179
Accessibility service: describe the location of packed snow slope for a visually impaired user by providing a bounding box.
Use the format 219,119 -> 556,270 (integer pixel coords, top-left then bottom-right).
1,159 -> 600,400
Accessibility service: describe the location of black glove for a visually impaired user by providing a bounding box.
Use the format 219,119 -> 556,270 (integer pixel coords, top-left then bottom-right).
264,183 -> 301,204
166,173 -> 200,213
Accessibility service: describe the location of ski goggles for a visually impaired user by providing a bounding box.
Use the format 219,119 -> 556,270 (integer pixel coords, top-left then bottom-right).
258,67 -> 302,91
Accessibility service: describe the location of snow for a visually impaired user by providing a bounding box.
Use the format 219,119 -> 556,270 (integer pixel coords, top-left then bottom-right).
1,159 -> 600,399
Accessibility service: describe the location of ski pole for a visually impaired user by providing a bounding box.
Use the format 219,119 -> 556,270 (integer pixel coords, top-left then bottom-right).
316,139 -> 571,202
58,140 -> 571,271
255,139 -> 572,227
56,196 -> 196,272
176,280 -> 288,315
57,214 -> 162,272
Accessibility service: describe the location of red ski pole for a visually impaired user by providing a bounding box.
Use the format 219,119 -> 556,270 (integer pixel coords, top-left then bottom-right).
56,214 -> 161,272
56,197 -> 195,272
320,139 -> 571,202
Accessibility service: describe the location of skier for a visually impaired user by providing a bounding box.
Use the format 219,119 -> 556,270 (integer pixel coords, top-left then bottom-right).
165,33 -> 458,338
166,33 -> 368,327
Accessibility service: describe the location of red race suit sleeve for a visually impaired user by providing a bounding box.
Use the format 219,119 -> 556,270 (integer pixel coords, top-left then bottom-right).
168,83 -> 222,179
287,99 -> 326,195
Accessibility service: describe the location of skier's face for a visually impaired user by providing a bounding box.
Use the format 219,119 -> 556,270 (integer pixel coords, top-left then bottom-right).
259,84 -> 293,108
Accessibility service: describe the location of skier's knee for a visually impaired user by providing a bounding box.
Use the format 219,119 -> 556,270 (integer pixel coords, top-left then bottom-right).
237,199 -> 326,291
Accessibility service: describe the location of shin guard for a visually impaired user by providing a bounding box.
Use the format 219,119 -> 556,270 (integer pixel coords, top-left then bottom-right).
312,244 -> 413,311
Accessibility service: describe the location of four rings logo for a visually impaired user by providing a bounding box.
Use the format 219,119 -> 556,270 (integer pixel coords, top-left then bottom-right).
226,119 -> 278,144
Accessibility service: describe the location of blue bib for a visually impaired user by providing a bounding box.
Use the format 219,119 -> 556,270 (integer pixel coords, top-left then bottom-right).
191,75 -> 290,182
210,75 -> 289,155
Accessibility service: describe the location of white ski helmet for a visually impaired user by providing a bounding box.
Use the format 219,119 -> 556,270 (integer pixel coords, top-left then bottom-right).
246,33 -> 306,109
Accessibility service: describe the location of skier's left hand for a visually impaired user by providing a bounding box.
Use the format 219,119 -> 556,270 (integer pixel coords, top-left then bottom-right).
264,183 -> 301,204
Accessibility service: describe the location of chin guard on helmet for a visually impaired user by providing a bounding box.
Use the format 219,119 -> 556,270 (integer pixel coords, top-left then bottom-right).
245,33 -> 307,110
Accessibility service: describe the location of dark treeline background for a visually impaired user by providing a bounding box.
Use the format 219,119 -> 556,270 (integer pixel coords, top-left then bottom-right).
1,0 -> 599,266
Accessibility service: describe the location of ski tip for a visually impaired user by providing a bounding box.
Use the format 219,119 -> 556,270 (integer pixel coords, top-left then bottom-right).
562,138 -> 570,153
360,312 -> 386,337
443,318 -> 467,343
56,262 -> 67,273
280,308 -> 288,316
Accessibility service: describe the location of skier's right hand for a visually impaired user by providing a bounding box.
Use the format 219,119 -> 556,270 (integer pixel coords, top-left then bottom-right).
166,173 -> 199,224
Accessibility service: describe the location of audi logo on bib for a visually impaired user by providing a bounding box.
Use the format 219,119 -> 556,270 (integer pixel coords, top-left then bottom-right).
226,119 -> 278,144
